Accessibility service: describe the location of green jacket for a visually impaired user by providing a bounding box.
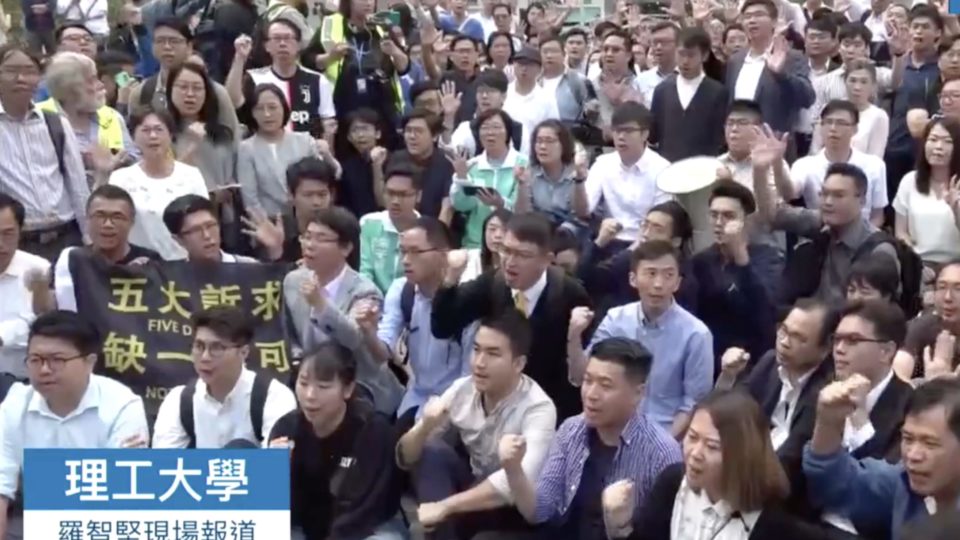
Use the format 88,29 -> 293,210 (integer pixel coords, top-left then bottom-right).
359,210 -> 415,293
451,148 -> 527,248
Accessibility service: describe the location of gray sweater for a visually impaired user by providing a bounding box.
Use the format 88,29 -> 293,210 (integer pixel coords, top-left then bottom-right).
238,132 -> 318,217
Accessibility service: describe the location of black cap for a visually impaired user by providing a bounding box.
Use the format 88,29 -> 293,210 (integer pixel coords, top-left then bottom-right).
475,69 -> 509,94
514,46 -> 541,65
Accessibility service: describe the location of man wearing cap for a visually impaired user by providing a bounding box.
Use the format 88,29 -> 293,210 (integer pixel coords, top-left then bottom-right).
504,46 -> 560,139
447,69 -> 529,157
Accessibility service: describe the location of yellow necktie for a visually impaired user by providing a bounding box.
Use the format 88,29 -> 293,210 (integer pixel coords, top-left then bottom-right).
514,292 -> 528,317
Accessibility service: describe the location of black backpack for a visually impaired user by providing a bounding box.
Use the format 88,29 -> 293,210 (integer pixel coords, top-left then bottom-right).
780,230 -> 923,317
179,372 -> 272,448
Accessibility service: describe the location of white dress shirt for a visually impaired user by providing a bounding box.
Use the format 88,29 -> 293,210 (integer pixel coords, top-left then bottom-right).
790,149 -> 888,220
503,84 -> 560,138
510,270 -> 547,317
0,375 -> 148,499
734,52 -> 767,101
676,72 -> 706,110
152,368 -> 297,449
770,364 -> 817,450
0,251 -> 49,378
637,67 -> 676,106
670,476 -> 761,540
585,149 -> 672,241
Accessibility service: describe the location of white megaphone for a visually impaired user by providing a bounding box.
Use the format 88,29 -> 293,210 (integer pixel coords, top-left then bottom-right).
655,156 -> 725,254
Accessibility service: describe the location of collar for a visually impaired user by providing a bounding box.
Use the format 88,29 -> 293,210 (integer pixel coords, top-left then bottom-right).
637,300 -> 676,328
0,99 -> 42,120
679,475 -> 737,520
718,151 -> 751,167
385,210 -> 421,233
28,374 -> 98,419
832,218 -> 870,249
474,147 -> 523,170
323,264 -> 349,300
677,71 -> 705,87
619,147 -> 649,171
865,369 -> 895,414
512,269 -> 547,304
220,250 -> 238,262
617,406 -> 654,447
473,375 -> 527,416
777,363 -> 818,392
531,164 -> 575,184
0,251 -> 31,278
200,367 -> 254,403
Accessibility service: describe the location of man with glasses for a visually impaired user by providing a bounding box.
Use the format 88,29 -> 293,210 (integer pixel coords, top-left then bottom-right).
786,100 -> 888,227
284,207 -> 403,416
0,44 -> 89,263
0,310 -> 149,538
390,108 -> 455,222
227,19 -> 336,139
359,162 -> 422,294
896,261 -> 960,381
588,29 -> 644,136
54,23 -> 97,59
162,194 -> 283,263
152,306 -> 296,448
439,35 -> 482,126
431,212 -> 591,421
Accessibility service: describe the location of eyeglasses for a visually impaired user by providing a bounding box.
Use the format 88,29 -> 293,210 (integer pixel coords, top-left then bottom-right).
155,37 -> 187,47
399,247 -> 438,257
180,222 -> 219,237
25,354 -> 86,370
173,83 -> 205,95
299,233 -> 339,245
821,118 -> 855,128
500,246 -> 539,261
91,212 -> 131,225
192,341 -> 240,358
385,189 -> 417,200
0,66 -> 40,79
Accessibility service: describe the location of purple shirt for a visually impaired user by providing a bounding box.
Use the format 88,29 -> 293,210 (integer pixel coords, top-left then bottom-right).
532,409 -> 682,525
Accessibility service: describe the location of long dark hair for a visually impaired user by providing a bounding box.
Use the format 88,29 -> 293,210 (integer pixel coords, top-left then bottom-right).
166,63 -> 232,144
481,208 -> 513,272
916,117 -> 960,195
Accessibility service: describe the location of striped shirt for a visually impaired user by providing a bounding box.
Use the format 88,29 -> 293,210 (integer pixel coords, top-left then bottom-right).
532,409 -> 682,525
0,104 -> 89,234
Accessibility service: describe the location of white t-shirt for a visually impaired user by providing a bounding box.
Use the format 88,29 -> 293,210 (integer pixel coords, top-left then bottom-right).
503,84 -> 560,139
108,162 -> 210,261
893,171 -> 960,264
851,104 -> 890,158
789,148 -> 888,220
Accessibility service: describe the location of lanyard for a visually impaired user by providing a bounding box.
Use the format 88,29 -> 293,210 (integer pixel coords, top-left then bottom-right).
350,38 -> 369,76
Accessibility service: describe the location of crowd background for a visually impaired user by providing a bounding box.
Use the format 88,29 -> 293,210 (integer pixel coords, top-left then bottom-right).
4,0 -> 960,539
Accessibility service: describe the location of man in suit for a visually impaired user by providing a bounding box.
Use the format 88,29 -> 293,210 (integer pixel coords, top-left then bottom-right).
282,206 -> 403,416
650,27 -> 728,162
431,212 -> 591,420
727,0 -> 815,146
823,299 -> 913,538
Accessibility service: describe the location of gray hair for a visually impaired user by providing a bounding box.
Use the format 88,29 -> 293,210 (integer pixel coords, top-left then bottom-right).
44,51 -> 96,104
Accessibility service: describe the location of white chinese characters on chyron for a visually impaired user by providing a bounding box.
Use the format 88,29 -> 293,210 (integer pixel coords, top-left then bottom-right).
64,458 -> 251,503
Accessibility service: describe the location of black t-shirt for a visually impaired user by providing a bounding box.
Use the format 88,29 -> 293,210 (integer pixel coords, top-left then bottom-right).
389,148 -> 453,218
239,66 -> 335,138
336,154 -> 381,218
116,244 -> 163,265
569,431 -> 618,540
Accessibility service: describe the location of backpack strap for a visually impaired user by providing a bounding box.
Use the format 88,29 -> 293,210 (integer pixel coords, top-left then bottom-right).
250,372 -> 271,443
179,380 -> 198,449
41,110 -> 66,182
400,280 -> 416,328
140,76 -> 158,107
853,231 -> 893,261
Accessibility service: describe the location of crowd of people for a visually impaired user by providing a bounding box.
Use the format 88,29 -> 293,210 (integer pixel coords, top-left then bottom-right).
4,0 -> 960,538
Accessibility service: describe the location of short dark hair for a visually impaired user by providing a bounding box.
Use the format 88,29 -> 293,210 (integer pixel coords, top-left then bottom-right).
530,120 -> 575,167
821,99 -> 860,124
838,22 -> 872,44
129,106 -> 177,135
562,27 -> 588,43
792,298 -> 840,347
286,157 -> 338,196
723,24 -> 746,44
590,337 -> 653,383
839,299 -> 907,347
906,377 -> 960,441
0,193 -> 25,229
825,162 -> 869,196
409,79 -> 439,105
307,206 -> 360,253
648,201 -> 693,247
29,311 -> 101,355
475,68 -> 509,94
479,310 -> 531,357
709,181 -> 757,215
492,2 -> 512,14
249,84 -> 292,132
847,254 -> 900,301
403,107 -> 442,136
153,17 -> 193,41
910,4 -> 945,31
551,227 -> 580,255
806,15 -> 839,38
384,161 -> 422,191
450,34 -> 479,52
505,212 -> 553,252
299,341 -> 357,386
163,194 -> 216,235
345,107 -> 381,131
56,23 -> 93,43
191,306 -> 254,345
611,101 -> 652,130
87,184 -> 135,215
411,216 -> 451,250
0,44 -> 41,69
741,0 -> 778,19
538,31 -> 563,49
651,21 -> 680,39
678,27 -> 711,55
631,240 -> 679,270
267,18 -> 303,42
727,99 -> 763,123
602,28 -> 634,51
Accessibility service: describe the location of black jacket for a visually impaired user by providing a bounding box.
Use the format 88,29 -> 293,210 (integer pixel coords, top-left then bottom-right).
269,400 -> 403,540
431,266 -> 591,420
633,463 -> 825,540
649,74 -> 728,162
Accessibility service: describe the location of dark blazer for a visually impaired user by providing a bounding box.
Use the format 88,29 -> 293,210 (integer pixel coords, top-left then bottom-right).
632,463 -> 825,540
724,48 -> 815,134
853,375 -> 913,463
431,266 -> 591,420
649,74 -> 728,162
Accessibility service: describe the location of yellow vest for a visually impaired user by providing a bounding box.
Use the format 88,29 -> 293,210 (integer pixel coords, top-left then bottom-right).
36,98 -> 125,151
319,13 -> 404,113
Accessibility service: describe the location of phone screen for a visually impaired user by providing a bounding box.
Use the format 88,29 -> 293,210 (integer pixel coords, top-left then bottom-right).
462,186 -> 480,196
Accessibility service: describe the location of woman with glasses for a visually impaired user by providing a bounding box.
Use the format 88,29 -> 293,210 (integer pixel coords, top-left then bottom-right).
108,108 -> 208,260
238,84 -> 339,219
515,120 -> 590,227
449,108 -> 527,249
634,390 -> 820,540
893,117 -> 960,270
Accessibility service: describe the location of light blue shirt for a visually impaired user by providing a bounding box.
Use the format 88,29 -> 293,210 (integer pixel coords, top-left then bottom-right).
588,301 -> 714,428
377,277 -> 474,418
0,374 -> 148,499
